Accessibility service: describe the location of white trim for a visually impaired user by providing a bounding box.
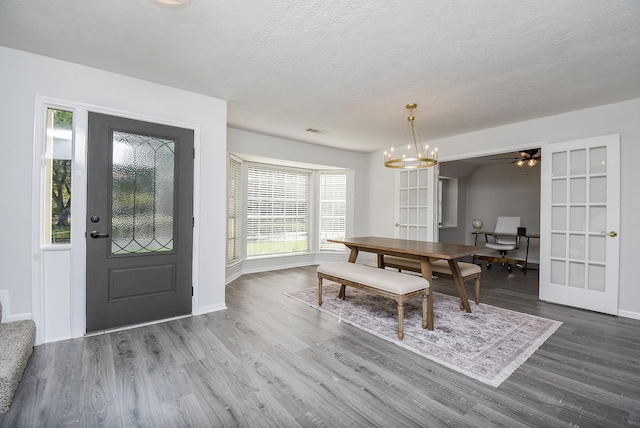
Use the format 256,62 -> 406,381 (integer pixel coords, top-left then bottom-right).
71,109 -> 88,338
84,314 -> 192,337
32,95 -> 202,344
225,270 -> 242,285
32,98 -> 46,344
618,309 -> 640,320
437,142 -> 547,163
0,314 -> 34,323
193,303 -> 228,315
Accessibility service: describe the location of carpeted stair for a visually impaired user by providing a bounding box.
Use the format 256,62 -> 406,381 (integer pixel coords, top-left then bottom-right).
0,302 -> 36,413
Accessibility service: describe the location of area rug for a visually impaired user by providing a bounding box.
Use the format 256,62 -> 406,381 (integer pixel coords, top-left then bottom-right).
285,282 -> 562,387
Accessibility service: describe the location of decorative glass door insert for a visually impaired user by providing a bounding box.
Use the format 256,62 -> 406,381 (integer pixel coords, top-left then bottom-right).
111,131 -> 175,254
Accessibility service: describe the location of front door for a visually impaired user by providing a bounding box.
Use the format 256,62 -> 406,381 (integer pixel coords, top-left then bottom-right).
539,134 -> 620,315
86,112 -> 194,332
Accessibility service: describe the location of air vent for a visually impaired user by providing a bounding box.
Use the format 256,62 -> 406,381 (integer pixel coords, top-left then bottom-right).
305,128 -> 323,134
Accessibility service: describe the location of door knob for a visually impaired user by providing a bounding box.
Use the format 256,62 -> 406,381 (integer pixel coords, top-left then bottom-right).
602,231 -> 618,237
395,223 -> 400,227
90,231 -> 110,238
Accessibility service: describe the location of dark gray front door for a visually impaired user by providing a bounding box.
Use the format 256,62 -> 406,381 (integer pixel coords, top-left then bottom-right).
86,112 -> 194,333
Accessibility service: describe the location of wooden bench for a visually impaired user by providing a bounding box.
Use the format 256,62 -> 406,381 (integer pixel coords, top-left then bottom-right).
317,262 -> 433,340
381,256 -> 482,305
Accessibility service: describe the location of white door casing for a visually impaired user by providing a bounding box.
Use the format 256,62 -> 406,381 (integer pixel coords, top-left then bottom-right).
539,134 -> 620,315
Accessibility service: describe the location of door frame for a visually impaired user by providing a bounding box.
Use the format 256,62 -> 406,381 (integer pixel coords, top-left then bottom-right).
32,96 -> 201,343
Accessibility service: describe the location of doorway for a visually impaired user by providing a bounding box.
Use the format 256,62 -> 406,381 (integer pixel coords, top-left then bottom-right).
439,150 -> 541,259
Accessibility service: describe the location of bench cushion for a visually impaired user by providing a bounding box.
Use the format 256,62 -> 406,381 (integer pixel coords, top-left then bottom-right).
317,262 -> 428,294
383,256 -> 480,276
431,260 -> 481,276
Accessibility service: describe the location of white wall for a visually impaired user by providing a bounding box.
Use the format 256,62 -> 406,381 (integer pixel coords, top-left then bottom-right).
464,162 -> 541,262
368,98 -> 640,317
0,46 -> 228,338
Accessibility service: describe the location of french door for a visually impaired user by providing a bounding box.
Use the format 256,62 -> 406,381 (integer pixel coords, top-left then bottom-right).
394,167 -> 438,242
539,134 -> 620,315
86,113 -> 194,332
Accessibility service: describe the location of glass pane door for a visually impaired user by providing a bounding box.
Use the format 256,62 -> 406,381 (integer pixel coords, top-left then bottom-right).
395,167 -> 437,241
540,135 -> 619,315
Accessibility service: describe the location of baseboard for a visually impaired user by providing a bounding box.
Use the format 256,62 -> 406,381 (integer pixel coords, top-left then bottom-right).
0,289 -> 33,323
618,309 -> 640,320
194,303 -> 227,315
1,312 -> 33,323
225,270 -> 242,285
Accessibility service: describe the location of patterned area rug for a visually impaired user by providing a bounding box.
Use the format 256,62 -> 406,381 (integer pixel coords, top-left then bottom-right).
286,282 -> 562,387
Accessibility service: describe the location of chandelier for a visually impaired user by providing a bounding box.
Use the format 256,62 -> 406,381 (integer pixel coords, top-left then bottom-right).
383,103 -> 438,169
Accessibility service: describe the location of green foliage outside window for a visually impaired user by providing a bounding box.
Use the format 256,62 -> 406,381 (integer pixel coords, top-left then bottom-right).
51,110 -> 72,243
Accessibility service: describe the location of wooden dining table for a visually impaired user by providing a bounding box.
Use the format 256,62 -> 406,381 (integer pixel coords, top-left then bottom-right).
328,236 -> 484,313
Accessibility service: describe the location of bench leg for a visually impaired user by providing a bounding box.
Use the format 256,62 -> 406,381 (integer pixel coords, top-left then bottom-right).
397,301 -> 404,340
474,277 -> 481,305
422,292 -> 427,329
318,277 -> 323,306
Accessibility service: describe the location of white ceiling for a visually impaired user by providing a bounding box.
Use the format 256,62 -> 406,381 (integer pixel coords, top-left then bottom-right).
1,1 -> 639,153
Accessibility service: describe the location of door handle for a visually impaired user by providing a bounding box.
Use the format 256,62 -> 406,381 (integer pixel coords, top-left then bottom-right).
601,231 -> 618,238
90,231 -> 110,239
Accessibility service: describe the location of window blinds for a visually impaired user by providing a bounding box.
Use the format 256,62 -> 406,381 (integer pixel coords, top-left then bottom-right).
319,172 -> 346,252
227,155 -> 242,265
246,164 -> 309,257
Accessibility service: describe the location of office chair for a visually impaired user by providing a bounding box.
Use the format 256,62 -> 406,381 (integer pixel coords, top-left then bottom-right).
485,216 -> 520,272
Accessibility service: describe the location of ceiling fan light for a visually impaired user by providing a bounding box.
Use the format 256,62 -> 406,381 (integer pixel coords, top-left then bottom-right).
528,159 -> 537,167
517,159 -> 525,166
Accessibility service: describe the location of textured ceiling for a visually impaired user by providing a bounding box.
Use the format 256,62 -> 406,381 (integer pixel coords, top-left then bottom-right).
1,1 -> 639,153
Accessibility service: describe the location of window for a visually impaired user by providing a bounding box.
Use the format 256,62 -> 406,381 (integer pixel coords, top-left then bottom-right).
44,108 -> 73,244
319,172 -> 346,251
439,176 -> 458,228
227,155 -> 242,265
246,164 -> 309,257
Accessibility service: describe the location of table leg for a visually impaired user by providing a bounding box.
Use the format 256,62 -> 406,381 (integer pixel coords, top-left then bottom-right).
447,259 -> 472,313
339,245 -> 359,299
419,258 -> 433,285
524,237 -> 530,275
347,246 -> 359,263
419,259 -> 437,327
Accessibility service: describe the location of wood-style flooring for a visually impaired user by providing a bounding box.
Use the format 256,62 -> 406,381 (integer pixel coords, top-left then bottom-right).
1,264 -> 639,427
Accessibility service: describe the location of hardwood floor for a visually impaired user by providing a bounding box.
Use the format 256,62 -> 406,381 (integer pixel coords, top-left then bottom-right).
2,265 -> 639,427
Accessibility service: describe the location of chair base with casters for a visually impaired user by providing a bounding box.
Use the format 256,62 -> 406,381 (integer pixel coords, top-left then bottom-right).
483,216 -> 521,272
485,250 -> 516,272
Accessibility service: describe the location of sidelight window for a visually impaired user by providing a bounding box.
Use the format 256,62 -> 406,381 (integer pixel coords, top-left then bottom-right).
44,108 -> 73,244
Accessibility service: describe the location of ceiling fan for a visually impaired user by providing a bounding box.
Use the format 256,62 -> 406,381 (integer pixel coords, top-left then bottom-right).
510,149 -> 541,167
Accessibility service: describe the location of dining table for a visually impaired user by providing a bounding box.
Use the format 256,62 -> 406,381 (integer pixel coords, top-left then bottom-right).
328,236 -> 484,313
